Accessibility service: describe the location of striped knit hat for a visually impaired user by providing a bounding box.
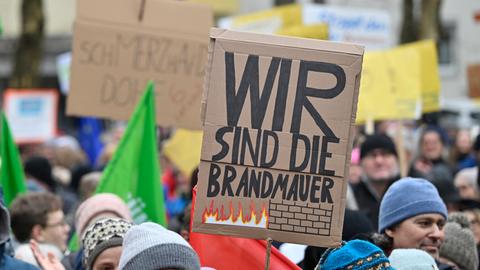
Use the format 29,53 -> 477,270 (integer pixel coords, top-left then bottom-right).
82,218 -> 133,269
316,240 -> 393,270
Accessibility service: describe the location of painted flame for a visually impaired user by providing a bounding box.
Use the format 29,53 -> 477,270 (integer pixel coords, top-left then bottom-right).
202,200 -> 269,228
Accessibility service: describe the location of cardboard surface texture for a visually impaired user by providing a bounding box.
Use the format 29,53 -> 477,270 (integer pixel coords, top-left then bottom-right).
67,0 -> 213,130
193,28 -> 364,247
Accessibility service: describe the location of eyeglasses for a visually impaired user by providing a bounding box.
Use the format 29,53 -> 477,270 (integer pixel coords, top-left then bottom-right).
45,220 -> 68,228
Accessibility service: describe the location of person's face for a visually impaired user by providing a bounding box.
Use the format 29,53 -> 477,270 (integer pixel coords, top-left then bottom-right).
386,213 -> 445,258
456,130 -> 472,154
361,149 -> 399,181
40,210 -> 70,252
348,164 -> 363,184
422,132 -> 443,161
93,246 -> 122,270
455,178 -> 478,200
464,211 -> 480,245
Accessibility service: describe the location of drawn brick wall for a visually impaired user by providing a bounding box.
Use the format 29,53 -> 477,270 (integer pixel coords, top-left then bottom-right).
268,200 -> 333,235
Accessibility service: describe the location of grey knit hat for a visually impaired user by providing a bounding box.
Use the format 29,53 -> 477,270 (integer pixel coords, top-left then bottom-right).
439,213 -> 479,270
82,218 -> 133,269
118,222 -> 200,270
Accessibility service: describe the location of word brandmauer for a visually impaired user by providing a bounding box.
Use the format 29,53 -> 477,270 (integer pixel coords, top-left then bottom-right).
206,163 -> 334,204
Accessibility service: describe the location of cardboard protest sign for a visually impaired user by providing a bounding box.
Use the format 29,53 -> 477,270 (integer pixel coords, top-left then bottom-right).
193,28 -> 364,247
67,0 -> 213,130
3,89 -> 58,144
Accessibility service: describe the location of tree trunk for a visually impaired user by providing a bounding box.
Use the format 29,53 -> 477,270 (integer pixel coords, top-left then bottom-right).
9,0 -> 44,89
400,0 -> 417,44
419,0 -> 442,41
274,0 -> 294,6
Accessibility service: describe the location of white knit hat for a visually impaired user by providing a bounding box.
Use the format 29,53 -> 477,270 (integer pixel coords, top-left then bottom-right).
389,249 -> 438,270
119,222 -> 200,270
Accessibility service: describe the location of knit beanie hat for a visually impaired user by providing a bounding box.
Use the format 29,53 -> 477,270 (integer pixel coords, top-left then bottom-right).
75,193 -> 131,237
82,218 -> 133,270
316,240 -> 393,270
439,213 -> 479,270
24,156 -> 56,191
360,134 -> 398,160
118,222 -> 200,270
378,177 -> 447,233
389,249 -> 438,270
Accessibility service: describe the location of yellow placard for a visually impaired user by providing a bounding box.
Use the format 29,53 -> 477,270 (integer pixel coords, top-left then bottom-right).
221,4 -> 302,34
231,4 -> 301,28
163,129 -> 203,177
276,23 -> 328,40
190,0 -> 239,16
401,40 -> 441,113
357,45 -> 422,123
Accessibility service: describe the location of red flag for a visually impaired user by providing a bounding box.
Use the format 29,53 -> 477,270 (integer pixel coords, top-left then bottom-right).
189,186 -> 301,270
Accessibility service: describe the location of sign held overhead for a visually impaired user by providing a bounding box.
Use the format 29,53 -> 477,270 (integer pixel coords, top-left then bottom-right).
67,0 -> 213,130
193,28 -> 364,247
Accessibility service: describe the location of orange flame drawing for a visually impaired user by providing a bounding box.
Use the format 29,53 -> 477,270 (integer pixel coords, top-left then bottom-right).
202,200 -> 269,228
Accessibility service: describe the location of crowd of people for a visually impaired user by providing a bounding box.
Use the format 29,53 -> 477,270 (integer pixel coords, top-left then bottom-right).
307,123 -> 480,270
1,120 -> 480,270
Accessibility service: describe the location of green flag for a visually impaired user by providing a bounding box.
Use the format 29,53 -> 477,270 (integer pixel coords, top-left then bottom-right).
0,112 -> 27,206
96,81 -> 167,225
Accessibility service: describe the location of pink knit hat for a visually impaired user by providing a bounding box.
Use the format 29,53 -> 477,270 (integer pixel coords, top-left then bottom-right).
75,193 -> 132,237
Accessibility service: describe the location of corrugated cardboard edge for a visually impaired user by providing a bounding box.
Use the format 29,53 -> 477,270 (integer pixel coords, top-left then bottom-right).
335,56 -> 364,244
209,27 -> 364,56
201,28 -> 224,125
76,0 -> 213,37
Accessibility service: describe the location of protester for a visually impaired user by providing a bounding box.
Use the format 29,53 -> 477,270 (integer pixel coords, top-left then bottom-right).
454,167 -> 480,201
82,218 -> 133,270
408,126 -> 453,189
10,192 -> 70,258
449,129 -> 476,173
77,172 -> 102,202
24,156 -> 78,216
75,193 -> 131,239
463,209 -> 480,270
32,218 -> 133,270
348,147 -> 362,185
439,213 -> 478,270
315,239 -> 393,270
118,222 -> 200,270
0,196 -> 39,269
62,193 -> 132,270
375,177 -> 448,265
352,133 -> 401,228
389,249 -> 438,270
24,156 -> 57,192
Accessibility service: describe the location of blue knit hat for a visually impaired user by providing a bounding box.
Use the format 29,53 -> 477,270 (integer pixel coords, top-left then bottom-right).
378,177 -> 447,233
317,240 -> 393,270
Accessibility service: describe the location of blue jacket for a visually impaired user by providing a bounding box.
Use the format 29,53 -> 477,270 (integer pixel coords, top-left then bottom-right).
0,254 -> 39,270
